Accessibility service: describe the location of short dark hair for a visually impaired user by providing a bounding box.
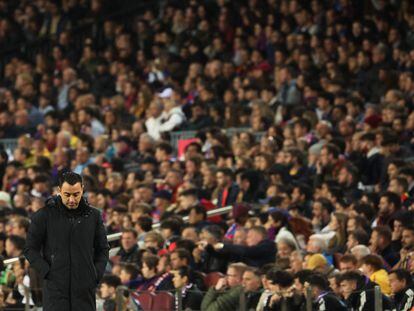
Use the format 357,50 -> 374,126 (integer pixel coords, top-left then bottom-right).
160,219 -> 182,235
294,269 -> 313,285
171,248 -> 192,263
306,273 -> 329,291
121,263 -> 139,280
361,254 -> 384,271
156,142 -> 173,155
137,215 -> 153,232
389,269 -> 413,286
350,229 -> 369,245
380,191 -> 401,210
175,266 -> 194,283
217,168 -> 234,179
58,171 -> 83,187
122,228 -> 138,239
340,271 -> 363,283
101,274 -> 121,288
339,254 -> 358,266
142,254 -> 159,271
267,269 -> 293,288
7,235 -> 25,251
190,204 -> 207,219
373,226 -> 392,243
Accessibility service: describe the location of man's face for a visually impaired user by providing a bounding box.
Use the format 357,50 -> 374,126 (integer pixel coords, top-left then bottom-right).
340,280 -> 357,299
369,231 -> 379,250
100,283 -> 113,299
389,273 -> 406,294
226,267 -> 242,288
172,271 -> 187,289
59,182 -> 83,209
346,235 -> 358,250
402,229 -> 414,250
170,253 -> 185,270
119,269 -> 131,283
242,271 -> 261,292
378,197 -> 391,216
121,232 -> 137,251
216,172 -> 228,188
246,230 -> 262,247
339,261 -> 357,272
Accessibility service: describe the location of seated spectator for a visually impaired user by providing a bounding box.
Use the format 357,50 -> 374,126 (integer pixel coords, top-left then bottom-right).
241,267 -> 262,310
361,254 -> 391,295
170,248 -> 205,291
346,229 -> 370,251
264,269 -> 302,311
389,269 -> 414,311
201,262 -> 247,311
340,271 -> 394,311
305,253 -> 336,277
208,226 -> 276,267
119,263 -> 140,289
305,273 -> 347,310
172,266 -> 203,311
195,225 -> 227,273
99,274 -> 141,311
134,254 -> 173,292
338,254 -> 359,272
116,229 -> 140,264
369,226 -> 400,269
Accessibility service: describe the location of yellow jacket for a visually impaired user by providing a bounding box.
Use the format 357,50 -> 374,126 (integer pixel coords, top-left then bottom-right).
370,269 -> 391,295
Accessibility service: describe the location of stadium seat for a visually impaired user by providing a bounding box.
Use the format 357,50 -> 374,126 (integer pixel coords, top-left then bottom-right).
131,291 -> 153,311
152,291 -> 174,311
204,272 -> 225,288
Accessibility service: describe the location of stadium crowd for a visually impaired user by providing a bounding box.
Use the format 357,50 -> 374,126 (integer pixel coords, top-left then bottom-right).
1,0 -> 414,310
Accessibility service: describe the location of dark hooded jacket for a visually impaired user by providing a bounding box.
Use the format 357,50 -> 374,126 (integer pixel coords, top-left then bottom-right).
24,195 -> 109,311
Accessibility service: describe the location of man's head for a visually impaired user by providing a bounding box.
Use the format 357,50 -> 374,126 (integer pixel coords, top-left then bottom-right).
339,254 -> 358,272
5,235 -> 25,257
179,188 -> 199,210
226,262 -> 247,288
305,273 -> 329,298
378,191 -> 401,217
389,269 -> 412,294
100,274 -> 121,299
172,266 -> 193,289
370,226 -> 392,251
58,171 -> 84,209
339,271 -> 363,299
242,268 -> 262,293
401,226 -> 414,250
216,168 -> 234,188
246,226 -> 267,247
188,205 -> 206,225
120,229 -> 138,252
170,248 -> 191,270
119,263 -> 139,284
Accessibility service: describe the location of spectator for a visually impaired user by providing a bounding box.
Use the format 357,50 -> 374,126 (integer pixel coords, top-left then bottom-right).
208,226 -> 276,267
201,262 -> 247,311
116,229 -> 140,265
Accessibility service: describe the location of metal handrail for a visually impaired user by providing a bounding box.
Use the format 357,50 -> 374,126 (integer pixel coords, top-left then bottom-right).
4,205 -> 233,265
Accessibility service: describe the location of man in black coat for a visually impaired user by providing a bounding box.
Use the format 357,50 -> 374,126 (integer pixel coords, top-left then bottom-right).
24,171 -> 109,311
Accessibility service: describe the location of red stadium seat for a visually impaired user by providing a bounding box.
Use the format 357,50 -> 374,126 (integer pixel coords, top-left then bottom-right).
131,291 -> 153,311
152,291 -> 174,311
204,272 -> 225,288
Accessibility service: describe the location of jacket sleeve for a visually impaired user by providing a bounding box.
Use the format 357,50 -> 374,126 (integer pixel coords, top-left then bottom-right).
201,287 -> 242,311
94,210 -> 109,283
23,209 -> 50,278
220,242 -> 269,259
